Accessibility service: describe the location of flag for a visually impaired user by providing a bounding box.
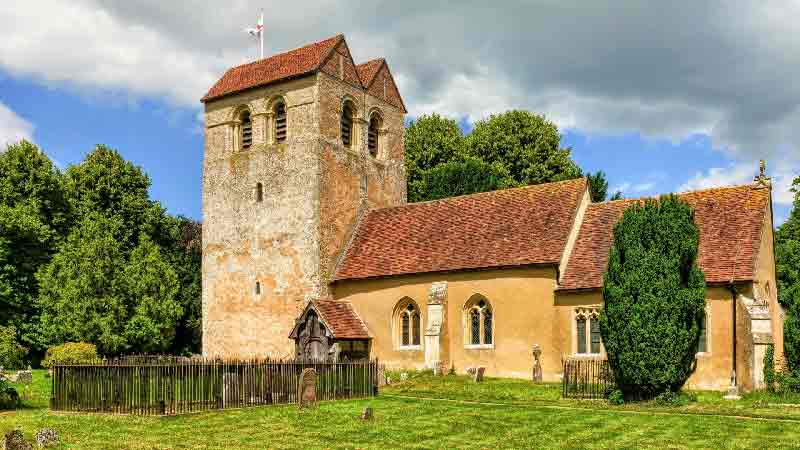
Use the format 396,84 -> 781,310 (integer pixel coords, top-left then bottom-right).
244,13 -> 264,38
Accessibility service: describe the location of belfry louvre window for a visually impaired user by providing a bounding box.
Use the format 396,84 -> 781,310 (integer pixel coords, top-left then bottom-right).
274,102 -> 287,143
240,110 -> 252,150
368,115 -> 381,157
341,102 -> 354,148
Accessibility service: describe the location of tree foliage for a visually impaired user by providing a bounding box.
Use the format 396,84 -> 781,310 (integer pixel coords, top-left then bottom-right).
405,114 -> 465,202
0,141 -> 202,360
464,110 -> 582,186
405,110 -> 611,203
418,156 -> 514,201
0,325 -> 27,369
599,195 -> 707,399
776,177 -> 800,372
586,171 -> 609,202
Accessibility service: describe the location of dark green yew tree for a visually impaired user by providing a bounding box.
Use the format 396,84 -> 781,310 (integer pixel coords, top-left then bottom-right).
599,195 -> 706,399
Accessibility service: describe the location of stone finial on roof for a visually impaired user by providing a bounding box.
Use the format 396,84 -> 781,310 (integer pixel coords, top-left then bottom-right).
753,159 -> 771,189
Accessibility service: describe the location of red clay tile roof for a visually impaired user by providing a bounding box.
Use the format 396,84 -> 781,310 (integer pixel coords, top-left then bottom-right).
356,59 -> 384,86
312,299 -> 370,339
202,34 -> 343,102
334,178 -> 589,281
558,184 -> 771,291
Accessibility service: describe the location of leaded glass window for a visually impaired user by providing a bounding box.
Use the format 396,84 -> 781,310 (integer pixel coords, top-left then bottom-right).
412,312 -> 421,346
470,309 -> 480,345
401,313 -> 410,346
576,317 -> 586,354
697,314 -> 707,353
590,317 -> 601,354
483,308 -> 493,345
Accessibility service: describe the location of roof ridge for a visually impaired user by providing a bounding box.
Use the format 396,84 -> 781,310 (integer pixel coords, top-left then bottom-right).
595,182 -> 758,207
229,34 -> 342,73
370,177 -> 589,213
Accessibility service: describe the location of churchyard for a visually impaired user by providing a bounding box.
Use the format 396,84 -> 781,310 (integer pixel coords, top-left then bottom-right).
2,370 -> 800,449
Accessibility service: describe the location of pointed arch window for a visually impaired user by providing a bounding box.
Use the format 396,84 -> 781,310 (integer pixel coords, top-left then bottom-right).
397,301 -> 421,348
368,113 -> 382,158
341,101 -> 355,148
697,313 -> 708,354
575,307 -> 602,355
465,296 -> 493,347
274,101 -> 287,143
240,110 -> 253,150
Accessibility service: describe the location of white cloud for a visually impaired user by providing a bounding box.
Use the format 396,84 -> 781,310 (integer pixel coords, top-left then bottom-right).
1,0 -> 799,166
680,161 -> 797,205
0,101 -> 33,147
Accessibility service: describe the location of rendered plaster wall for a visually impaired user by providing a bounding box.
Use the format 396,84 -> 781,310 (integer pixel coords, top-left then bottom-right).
331,266 -> 562,379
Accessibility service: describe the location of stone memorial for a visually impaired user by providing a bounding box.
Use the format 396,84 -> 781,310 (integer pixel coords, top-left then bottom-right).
2,430 -> 32,450
34,429 -> 58,448
298,368 -> 317,408
472,367 -> 485,382
532,345 -> 543,383
361,406 -> 373,420
377,365 -> 387,387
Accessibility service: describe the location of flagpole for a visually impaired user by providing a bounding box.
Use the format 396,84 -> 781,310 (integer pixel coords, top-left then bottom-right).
259,11 -> 264,59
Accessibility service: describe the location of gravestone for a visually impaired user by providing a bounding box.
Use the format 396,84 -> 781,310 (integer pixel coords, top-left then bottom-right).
361,406 -> 373,420
298,368 -> 317,408
472,367 -> 485,382
377,365 -> 387,387
399,372 -> 408,382
466,367 -> 476,376
16,370 -> 32,385
2,430 -> 32,450
531,345 -> 543,383
34,429 -> 58,448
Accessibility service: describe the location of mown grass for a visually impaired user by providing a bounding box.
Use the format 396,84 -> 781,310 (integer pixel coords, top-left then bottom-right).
0,371 -> 799,449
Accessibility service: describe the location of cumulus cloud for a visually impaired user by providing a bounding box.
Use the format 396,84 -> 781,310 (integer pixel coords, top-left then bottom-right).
1,0 -> 800,164
0,101 -> 34,147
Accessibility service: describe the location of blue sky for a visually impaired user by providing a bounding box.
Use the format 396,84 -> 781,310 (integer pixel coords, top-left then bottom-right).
2,1 -> 798,224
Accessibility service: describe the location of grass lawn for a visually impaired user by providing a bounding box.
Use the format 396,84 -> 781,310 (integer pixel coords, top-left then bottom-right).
0,371 -> 799,449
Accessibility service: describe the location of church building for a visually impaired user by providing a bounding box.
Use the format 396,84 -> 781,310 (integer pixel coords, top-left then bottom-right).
201,34 -> 784,392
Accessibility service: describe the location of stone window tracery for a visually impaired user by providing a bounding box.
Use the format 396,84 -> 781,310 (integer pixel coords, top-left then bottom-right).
465,295 -> 493,347
397,300 -> 421,349
574,307 -> 602,355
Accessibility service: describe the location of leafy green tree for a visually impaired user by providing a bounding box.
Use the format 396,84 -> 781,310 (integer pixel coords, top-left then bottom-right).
464,110 -> 582,186
37,213 -> 128,354
165,218 -> 202,355
610,191 -> 624,201
0,141 -> 70,354
122,235 -> 182,354
777,177 -> 800,372
599,195 -> 706,399
586,171 -> 609,202
37,214 -> 182,355
65,145 -> 171,249
405,114 -> 465,202
0,325 -> 27,369
418,156 -> 515,201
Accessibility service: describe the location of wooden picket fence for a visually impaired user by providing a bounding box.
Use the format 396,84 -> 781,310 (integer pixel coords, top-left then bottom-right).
50,357 -> 379,416
561,358 -> 614,399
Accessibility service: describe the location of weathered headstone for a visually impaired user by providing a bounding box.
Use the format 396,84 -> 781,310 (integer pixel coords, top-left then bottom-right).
3,430 -> 32,450
399,372 -> 408,382
297,368 -> 317,408
377,365 -> 387,387
34,429 -> 58,448
531,345 -> 543,383
472,367 -> 485,382
16,370 -> 32,385
466,367 -> 476,377
361,406 -> 373,420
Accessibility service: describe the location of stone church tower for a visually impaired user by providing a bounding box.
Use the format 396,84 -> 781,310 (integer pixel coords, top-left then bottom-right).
200,35 -> 406,357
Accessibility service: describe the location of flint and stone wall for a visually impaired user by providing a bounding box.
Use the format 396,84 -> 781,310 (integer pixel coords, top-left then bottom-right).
202,71 -> 405,358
